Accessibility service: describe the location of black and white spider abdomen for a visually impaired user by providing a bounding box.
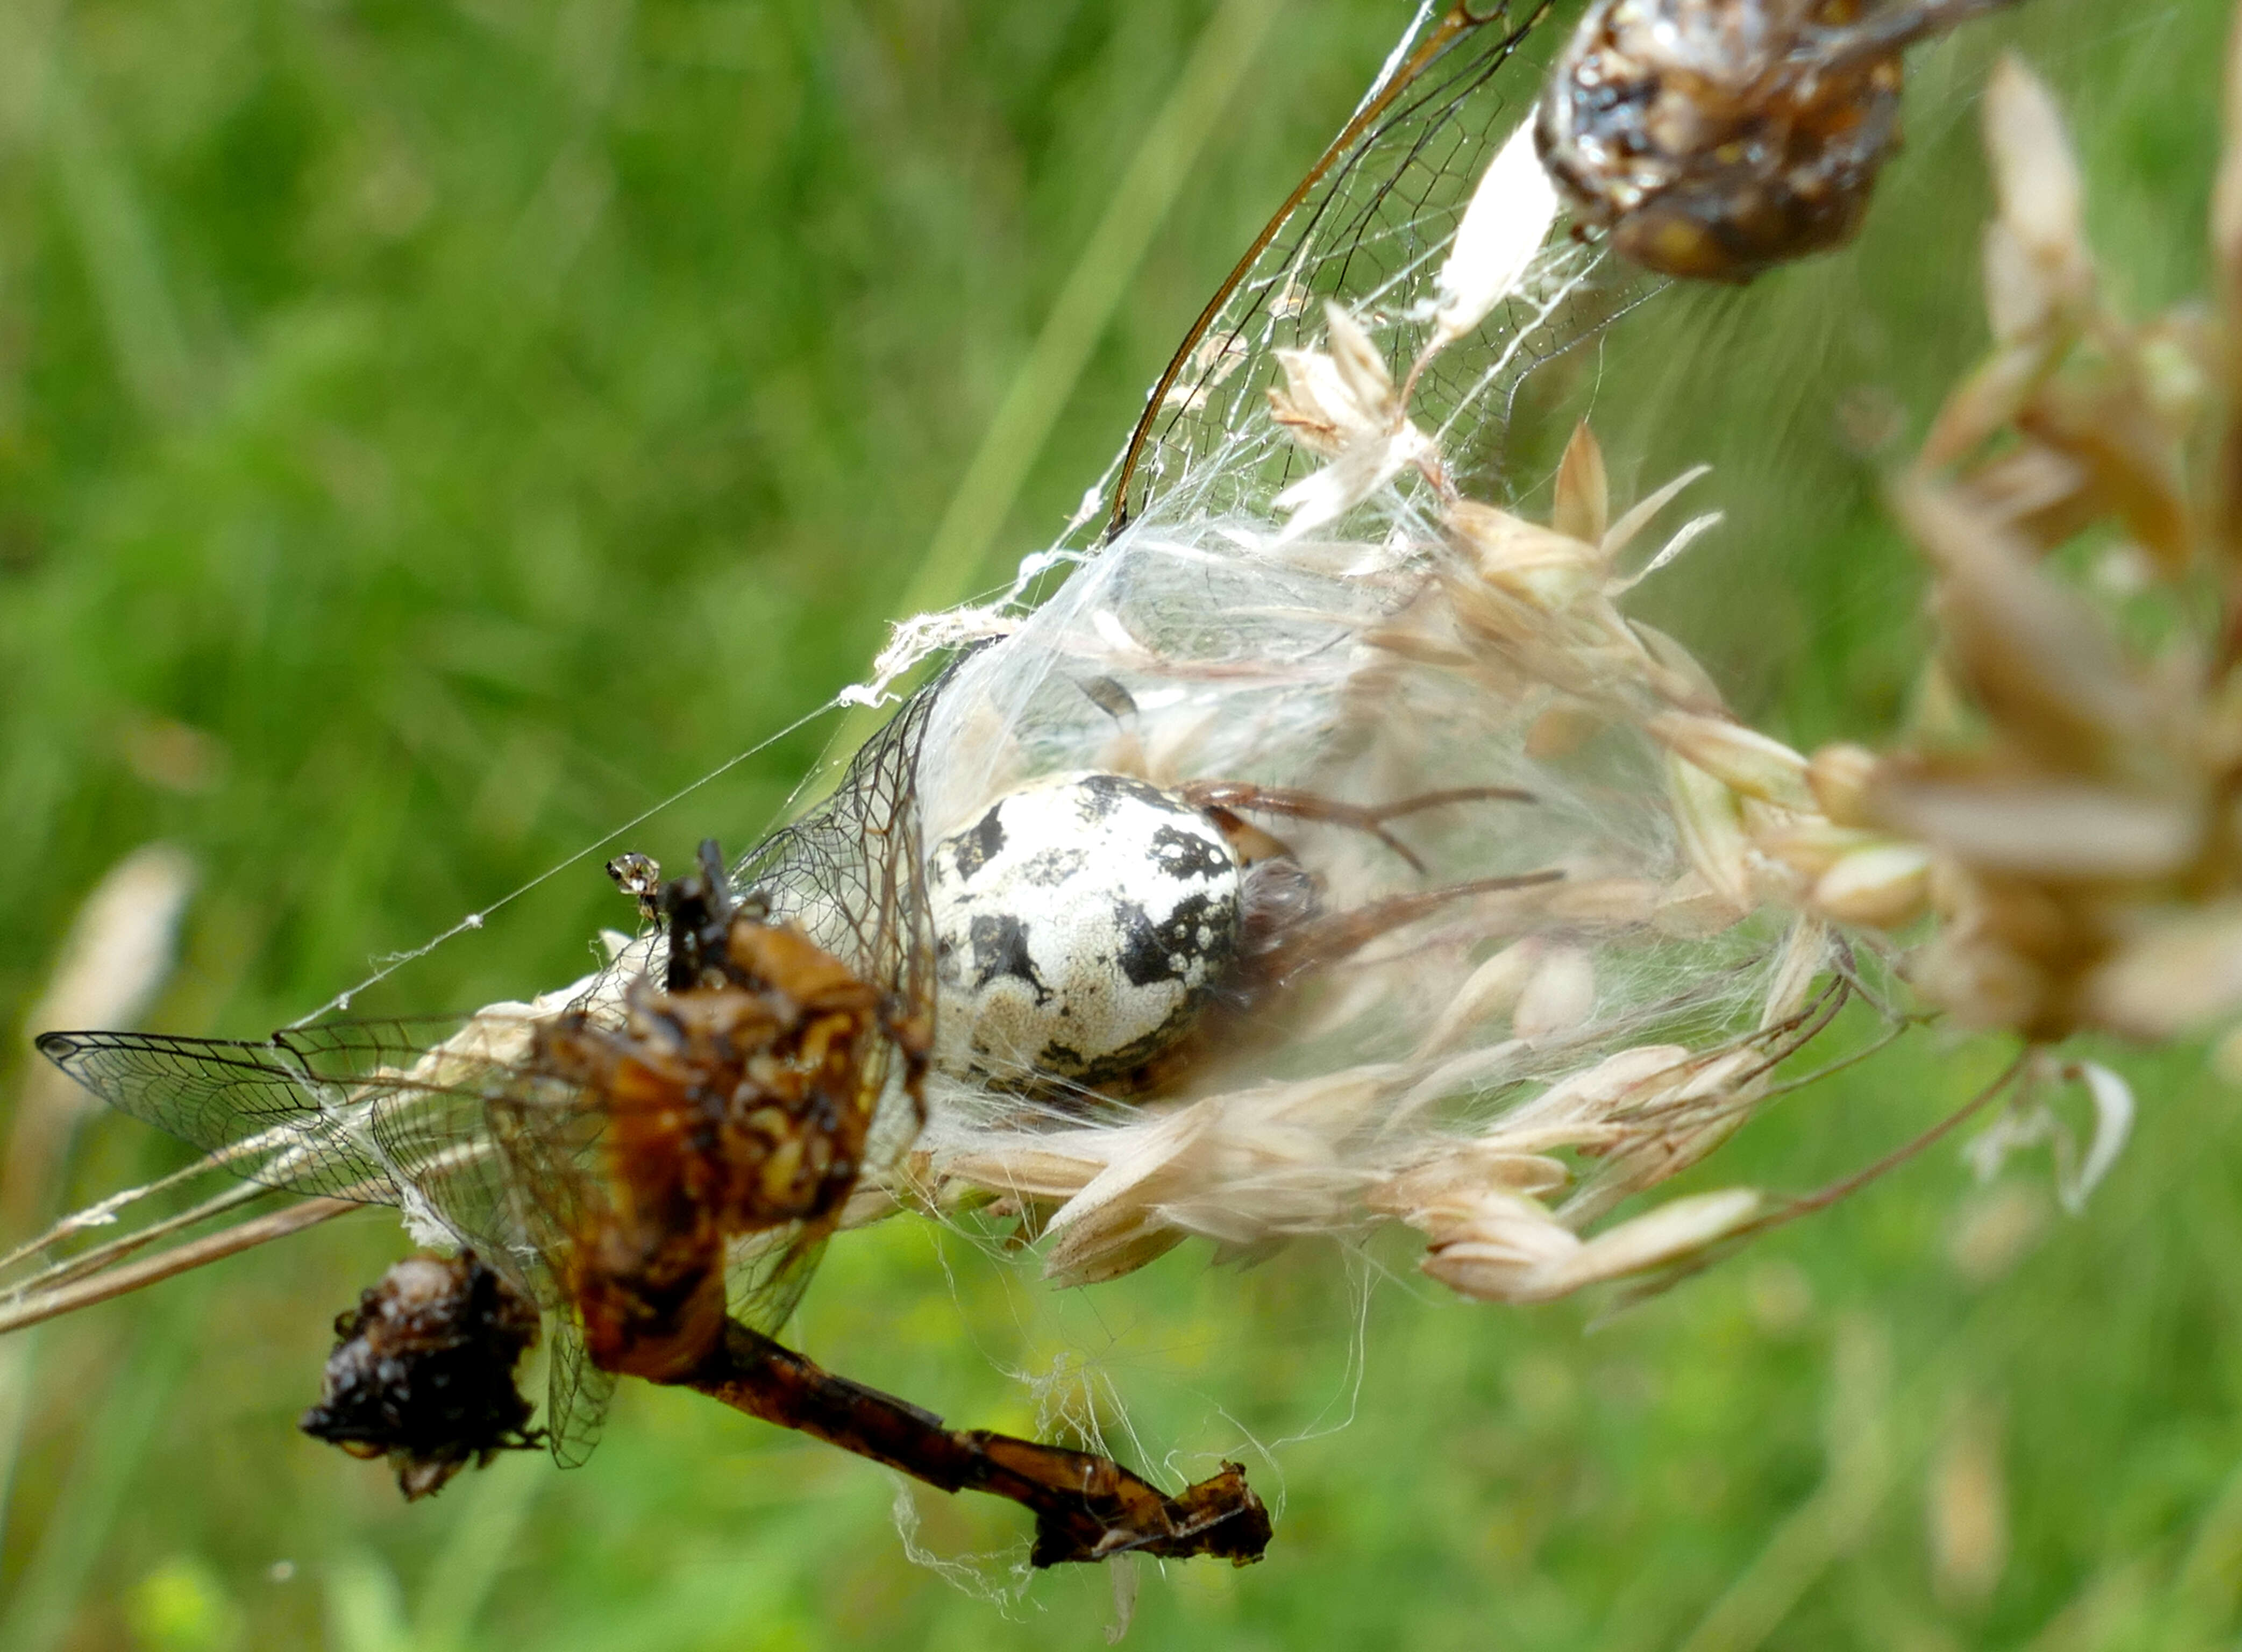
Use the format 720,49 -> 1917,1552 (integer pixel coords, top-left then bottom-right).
927,772 -> 1242,1086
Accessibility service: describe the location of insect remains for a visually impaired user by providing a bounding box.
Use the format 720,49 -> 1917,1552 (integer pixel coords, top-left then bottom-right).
530,842 -> 1272,1564
298,1251 -> 544,1499
535,838 -> 924,1383
1537,0 -> 2023,281
20,778 -> 1273,1564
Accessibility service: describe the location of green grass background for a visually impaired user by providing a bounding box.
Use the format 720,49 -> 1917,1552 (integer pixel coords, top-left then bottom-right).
1,0 -> 2237,1647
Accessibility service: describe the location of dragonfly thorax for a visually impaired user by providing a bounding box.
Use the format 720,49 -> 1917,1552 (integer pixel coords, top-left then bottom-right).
532,893 -> 899,1382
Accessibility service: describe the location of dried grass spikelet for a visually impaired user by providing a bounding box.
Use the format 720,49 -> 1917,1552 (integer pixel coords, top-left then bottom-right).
907,284 -> 1885,1301
4,846 -> 196,1239
1268,304 -> 1436,540
1805,46 -> 2242,1050
878,29 -> 2152,1305
905,33 -> 2242,1304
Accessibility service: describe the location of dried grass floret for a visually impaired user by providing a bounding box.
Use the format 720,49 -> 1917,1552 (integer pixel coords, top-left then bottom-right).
1809,45 -> 2242,1056
896,328 -> 1869,1306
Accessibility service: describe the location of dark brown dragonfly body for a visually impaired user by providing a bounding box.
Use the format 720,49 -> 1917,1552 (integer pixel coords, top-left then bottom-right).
34,692 -> 944,1455
538,843 -> 917,1384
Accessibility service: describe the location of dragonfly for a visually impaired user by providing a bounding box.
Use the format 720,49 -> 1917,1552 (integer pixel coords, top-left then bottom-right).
6,0 -> 2020,1567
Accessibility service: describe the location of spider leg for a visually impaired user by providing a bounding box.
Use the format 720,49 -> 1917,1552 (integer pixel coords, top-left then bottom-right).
1250,869 -> 1564,989
680,1319 -> 1271,1567
1176,781 -> 1534,875
884,1005 -> 933,1134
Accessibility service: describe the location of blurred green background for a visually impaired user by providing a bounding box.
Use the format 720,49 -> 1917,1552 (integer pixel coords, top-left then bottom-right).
0,0 -> 2236,1647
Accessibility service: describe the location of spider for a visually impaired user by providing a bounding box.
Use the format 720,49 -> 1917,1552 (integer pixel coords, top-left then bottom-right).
927,767 -> 1555,1094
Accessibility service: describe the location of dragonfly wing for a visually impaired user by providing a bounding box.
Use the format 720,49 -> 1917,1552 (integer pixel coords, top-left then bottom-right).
735,679 -> 938,1181
365,1073 -> 567,1305
1107,0 -> 1653,533
544,1311 -> 617,1469
35,1028 -> 406,1203
335,1018 -> 615,1469
725,1227 -> 830,1339
736,679 -> 936,1008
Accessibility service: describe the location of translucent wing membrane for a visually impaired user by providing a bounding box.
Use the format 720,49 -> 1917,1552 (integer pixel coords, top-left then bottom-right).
34,1026 -> 431,1204
544,1319 -> 617,1469
33,1020 -> 589,1283
32,1014 -> 627,1460
1106,0 -> 1654,535
737,674 -> 938,1012
725,1231 -> 829,1337
736,678 -> 941,1170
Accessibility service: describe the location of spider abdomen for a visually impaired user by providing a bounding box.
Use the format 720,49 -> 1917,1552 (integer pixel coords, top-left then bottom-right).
928,772 -> 1243,1087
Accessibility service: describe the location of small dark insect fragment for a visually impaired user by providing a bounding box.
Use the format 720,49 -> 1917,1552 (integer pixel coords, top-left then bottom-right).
1537,0 -> 2019,282
300,1251 -> 543,1499
606,851 -> 663,923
